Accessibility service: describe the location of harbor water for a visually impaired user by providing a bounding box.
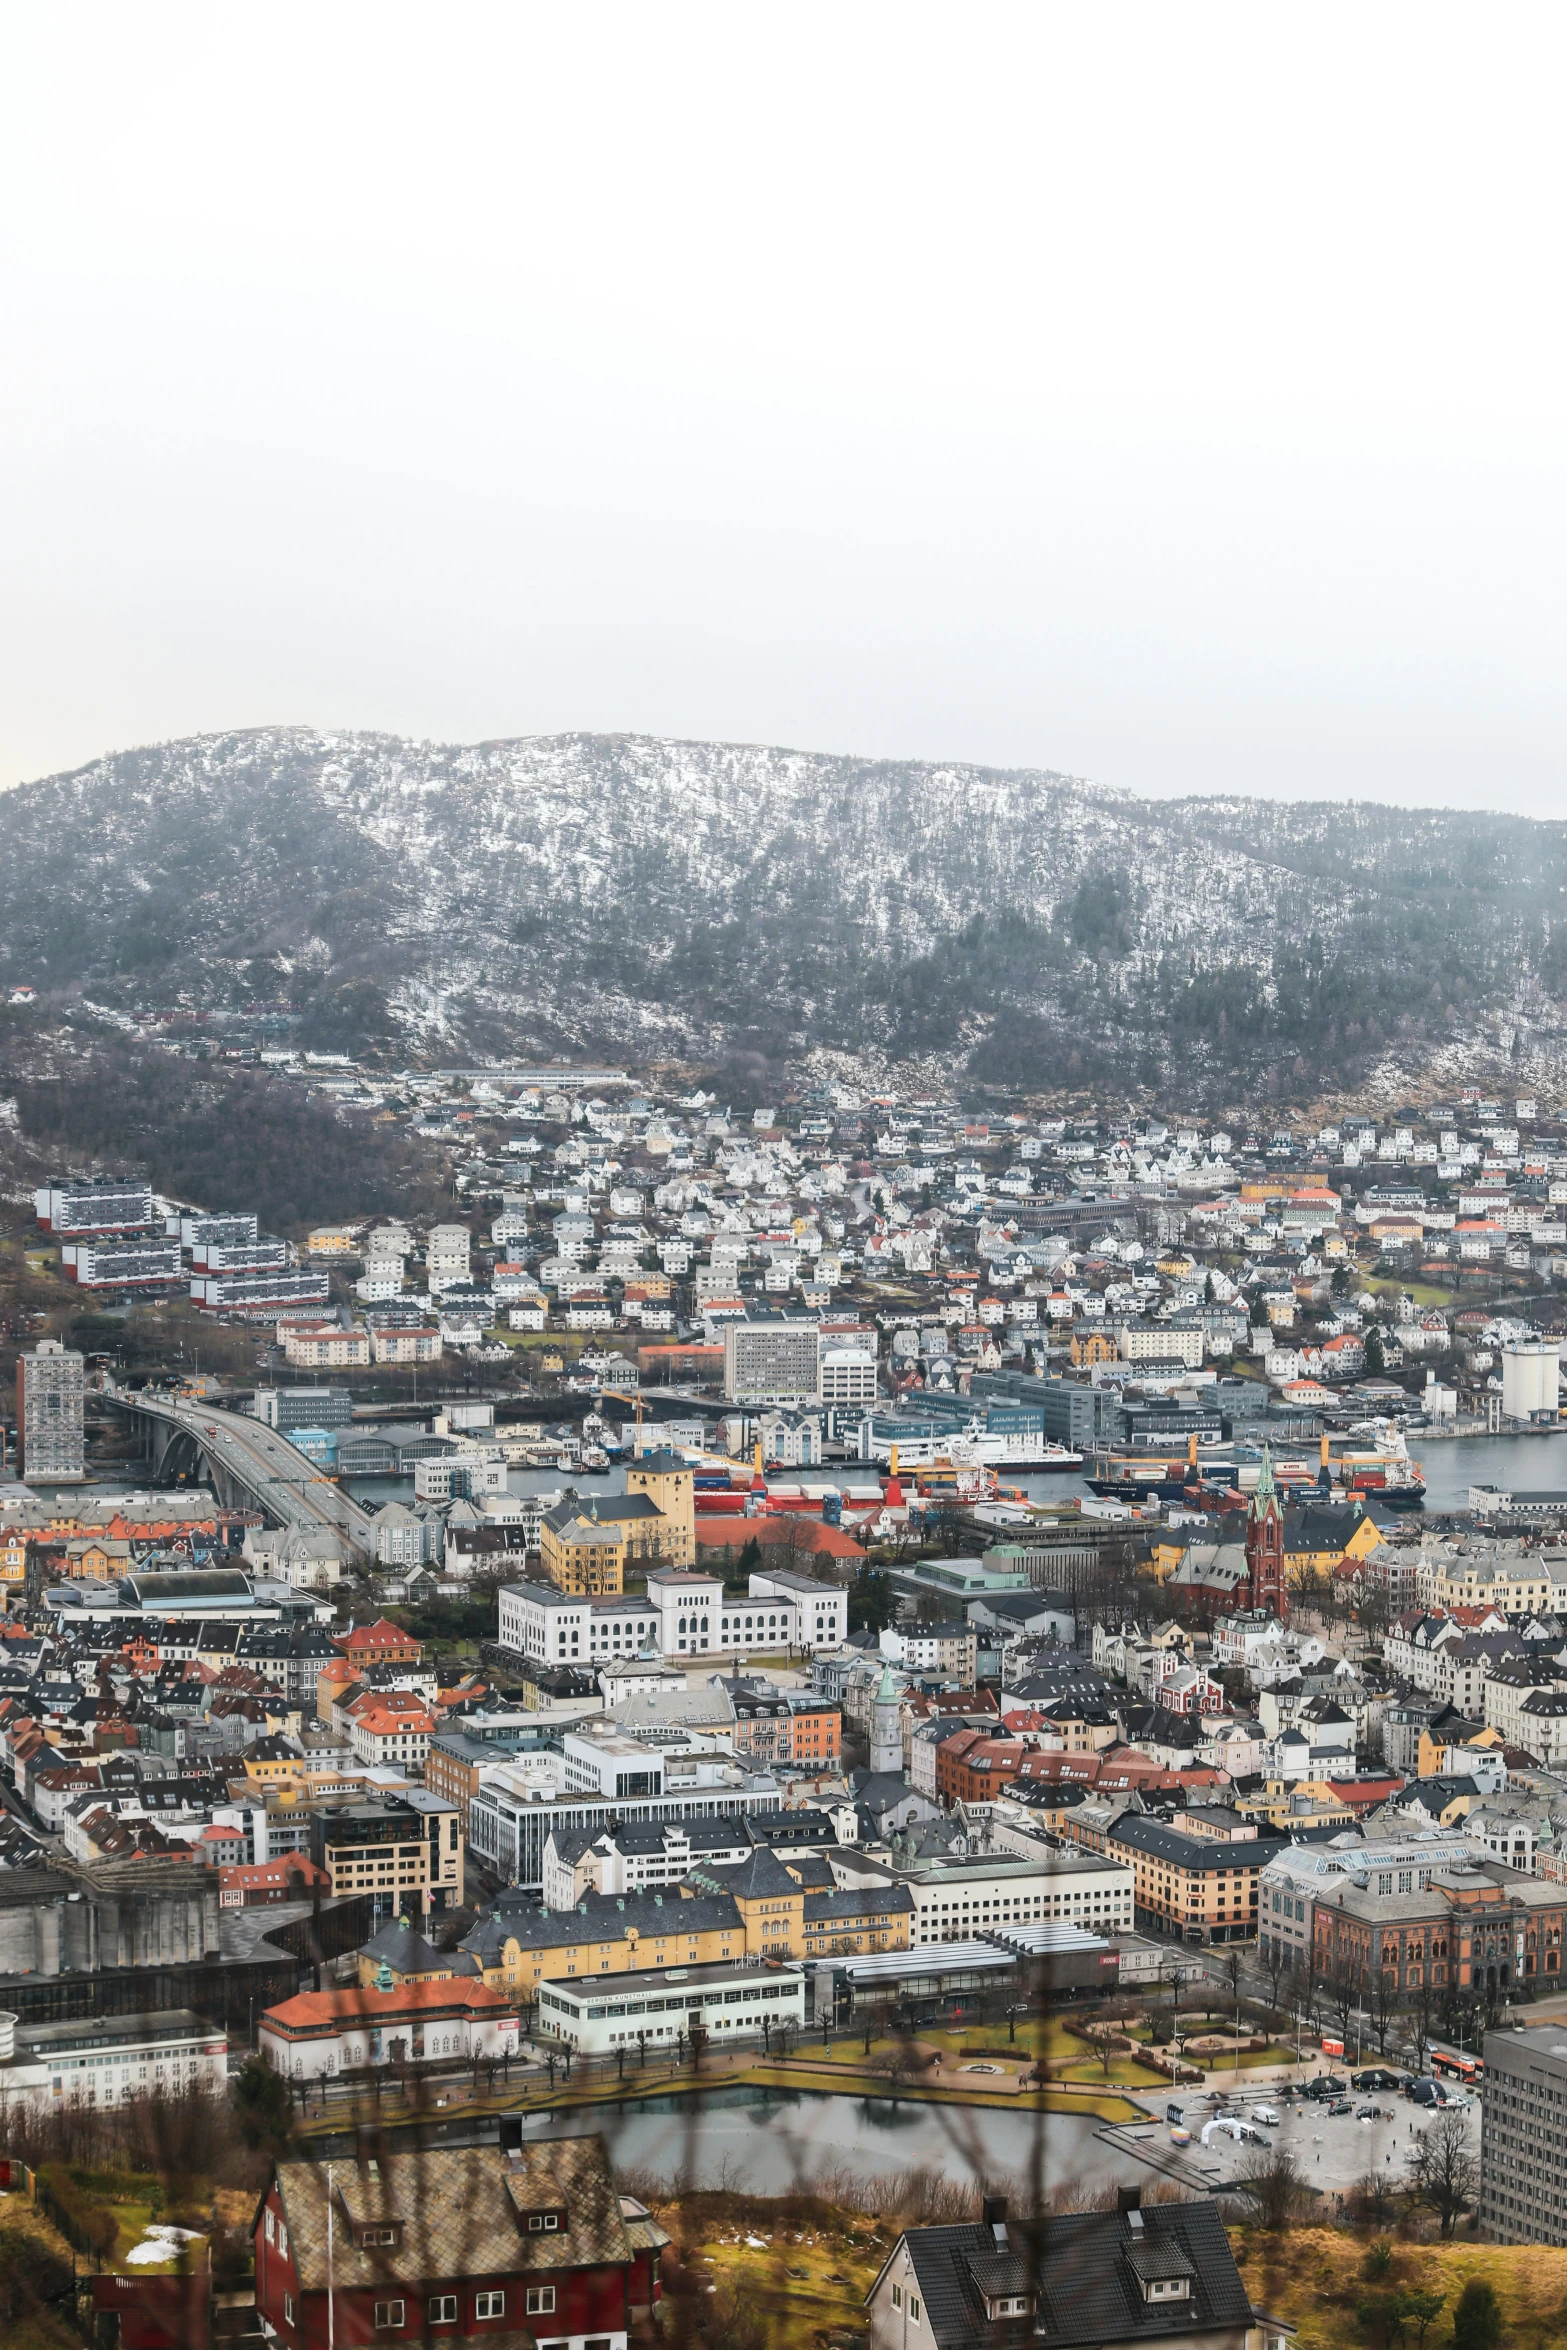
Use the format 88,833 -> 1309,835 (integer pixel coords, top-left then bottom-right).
341,1434 -> 1567,1520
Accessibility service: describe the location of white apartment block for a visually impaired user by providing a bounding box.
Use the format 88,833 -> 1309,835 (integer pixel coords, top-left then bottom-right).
1117,1323 -> 1204,1368
645,1568 -> 847,1659
0,2009 -> 226,2110
426,1223 -> 473,1289
839,1844 -> 1133,1944
819,1341 -> 878,1406
498,1580 -> 660,1666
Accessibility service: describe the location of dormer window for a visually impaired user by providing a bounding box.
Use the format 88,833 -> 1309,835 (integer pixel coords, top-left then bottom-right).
1148,2276 -> 1191,2301
525,2211 -> 562,2232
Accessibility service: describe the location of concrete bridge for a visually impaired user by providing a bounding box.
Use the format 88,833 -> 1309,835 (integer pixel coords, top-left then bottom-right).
98,1383 -> 375,1556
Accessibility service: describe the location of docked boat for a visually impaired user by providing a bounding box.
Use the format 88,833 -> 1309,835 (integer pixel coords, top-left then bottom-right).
862,1424 -> 1082,1471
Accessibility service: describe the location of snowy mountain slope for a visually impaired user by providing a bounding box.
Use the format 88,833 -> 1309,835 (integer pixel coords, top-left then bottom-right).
5,727 -> 1567,1093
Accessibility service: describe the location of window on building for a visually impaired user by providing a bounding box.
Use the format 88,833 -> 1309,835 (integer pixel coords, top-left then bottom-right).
373,2302 -> 406,2331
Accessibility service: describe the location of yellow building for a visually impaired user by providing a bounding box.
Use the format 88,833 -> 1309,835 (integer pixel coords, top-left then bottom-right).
461,1867 -> 909,2002
463,1890 -> 746,1999
1070,1330 -> 1118,1369
539,1504 -> 627,1596
1149,1533 -> 1188,1581
687,1852 -> 912,1963
63,1537 -> 134,1581
0,1531 -> 27,1592
236,1740 -> 310,1785
1425,1554 -> 1563,1615
1236,1783 -> 1356,1831
308,1226 -> 359,1256
1416,1721 -> 1505,1782
623,1451 -> 695,1567
1283,1506 -> 1384,1583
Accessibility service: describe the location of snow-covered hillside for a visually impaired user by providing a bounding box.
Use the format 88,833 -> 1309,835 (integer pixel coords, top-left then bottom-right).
4,727 -> 1566,1093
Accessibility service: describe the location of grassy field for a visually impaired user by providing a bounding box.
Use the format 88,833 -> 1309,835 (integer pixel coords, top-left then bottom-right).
1231,2226 -> 1567,2350
1355,1273 -> 1455,1309
682,2208 -> 886,2350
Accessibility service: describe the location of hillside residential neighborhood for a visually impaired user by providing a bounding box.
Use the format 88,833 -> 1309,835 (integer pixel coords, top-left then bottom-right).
6,1068 -> 1567,2339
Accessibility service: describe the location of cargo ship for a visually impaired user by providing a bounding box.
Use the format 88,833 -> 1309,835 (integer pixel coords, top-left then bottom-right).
860,1424 -> 1082,1471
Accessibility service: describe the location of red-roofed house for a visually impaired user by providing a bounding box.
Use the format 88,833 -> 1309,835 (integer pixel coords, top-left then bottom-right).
220,1853 -> 333,1909
259,1977 -> 517,2080
347,1697 -> 436,1771
334,1618 -> 422,1669
935,1730 -> 1027,1808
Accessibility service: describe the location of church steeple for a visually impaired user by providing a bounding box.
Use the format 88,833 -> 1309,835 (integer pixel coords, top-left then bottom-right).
1250,1444 -> 1279,1517
1244,1446 -> 1288,1622
870,1662 -> 903,1774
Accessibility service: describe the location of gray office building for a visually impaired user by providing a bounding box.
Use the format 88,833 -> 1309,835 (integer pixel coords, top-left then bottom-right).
17,1340 -> 86,1482
723,1313 -> 821,1407
1481,2023 -> 1567,2243
252,1386 -> 355,1432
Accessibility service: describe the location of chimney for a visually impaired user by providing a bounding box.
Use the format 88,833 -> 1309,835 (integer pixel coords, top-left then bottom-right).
1117,2186 -> 1142,2213
981,2195 -> 1008,2228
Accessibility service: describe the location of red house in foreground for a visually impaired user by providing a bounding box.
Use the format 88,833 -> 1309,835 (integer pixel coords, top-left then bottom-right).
253,2133 -> 665,2350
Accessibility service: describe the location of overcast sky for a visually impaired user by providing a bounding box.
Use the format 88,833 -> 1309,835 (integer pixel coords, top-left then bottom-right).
3,5 -> 1566,813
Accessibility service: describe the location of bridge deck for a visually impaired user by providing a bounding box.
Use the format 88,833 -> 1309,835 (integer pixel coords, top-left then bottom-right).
100,1386 -> 375,1550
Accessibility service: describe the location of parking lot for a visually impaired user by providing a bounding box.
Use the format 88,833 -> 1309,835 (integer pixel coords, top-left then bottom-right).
1170,2080 -> 1483,2201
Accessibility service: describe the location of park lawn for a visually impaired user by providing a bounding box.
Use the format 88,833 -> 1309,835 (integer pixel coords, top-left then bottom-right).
927,2018 -> 1079,2063
1229,2226 -> 1567,2350
1058,2056 -> 1168,2087
1187,2044 -> 1285,2073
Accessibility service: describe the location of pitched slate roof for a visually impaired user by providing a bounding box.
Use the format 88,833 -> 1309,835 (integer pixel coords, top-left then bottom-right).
1109,1814 -> 1285,1871
461,1888 -> 743,1960
358,1918 -> 478,1977
269,2135 -> 632,2295
882,2200 -> 1253,2349
687,1848 -> 802,1902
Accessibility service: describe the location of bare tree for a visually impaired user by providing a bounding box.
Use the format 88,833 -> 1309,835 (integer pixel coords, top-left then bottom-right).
1348,2167 -> 1397,2233
1261,1933 -> 1288,2020
1367,1966 -> 1399,2058
1403,1974 -> 1439,2080
1230,2144 -> 1306,2232
1328,1955 -> 1361,2048
1407,2108 -> 1479,2239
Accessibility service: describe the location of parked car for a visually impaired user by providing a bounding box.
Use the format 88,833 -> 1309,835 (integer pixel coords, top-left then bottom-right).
1248,2105 -> 1280,2127
1326,2099 -> 1354,2116
1357,2104 -> 1385,2121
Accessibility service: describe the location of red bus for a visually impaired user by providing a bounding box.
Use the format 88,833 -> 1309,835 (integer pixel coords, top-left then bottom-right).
1430,2046 -> 1482,2085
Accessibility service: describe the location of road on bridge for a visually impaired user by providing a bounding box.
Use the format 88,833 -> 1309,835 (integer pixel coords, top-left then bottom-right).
100,1383 -> 376,1553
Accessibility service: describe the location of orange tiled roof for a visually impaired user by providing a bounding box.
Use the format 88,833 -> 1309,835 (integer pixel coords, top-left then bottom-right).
264,1978 -> 508,2034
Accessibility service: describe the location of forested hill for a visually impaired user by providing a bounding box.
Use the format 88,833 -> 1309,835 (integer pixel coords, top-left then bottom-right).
3,726 -> 1565,1098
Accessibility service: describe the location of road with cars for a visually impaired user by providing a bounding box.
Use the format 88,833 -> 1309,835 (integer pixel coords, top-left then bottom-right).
100,1381 -> 375,1552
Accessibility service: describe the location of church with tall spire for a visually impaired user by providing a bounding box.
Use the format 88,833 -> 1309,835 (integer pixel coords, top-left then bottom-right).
1242,1446 -> 1288,1622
